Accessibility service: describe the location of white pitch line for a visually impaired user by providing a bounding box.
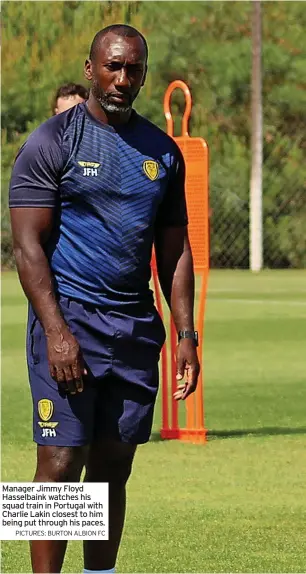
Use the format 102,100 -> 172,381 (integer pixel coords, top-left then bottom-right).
208,297 -> 306,306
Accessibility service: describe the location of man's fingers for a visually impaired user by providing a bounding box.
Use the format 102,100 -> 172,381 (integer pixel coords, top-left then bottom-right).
71,355 -> 84,380
69,356 -> 85,393
174,363 -> 190,398
181,370 -> 198,400
181,384 -> 196,400
64,367 -> 85,395
75,377 -> 84,393
54,367 -> 69,393
50,365 -> 74,394
55,367 -> 65,383
173,368 -> 198,401
63,366 -> 77,394
174,345 -> 200,401
173,383 -> 187,401
73,358 -> 86,393
47,335 -> 85,395
176,352 -> 185,381
49,364 -> 56,380
49,362 -> 84,395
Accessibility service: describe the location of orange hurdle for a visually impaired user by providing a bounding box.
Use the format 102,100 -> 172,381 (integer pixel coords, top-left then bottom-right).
153,80 -> 209,444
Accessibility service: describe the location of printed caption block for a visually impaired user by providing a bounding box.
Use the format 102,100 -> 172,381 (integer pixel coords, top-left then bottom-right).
1,483 -> 108,540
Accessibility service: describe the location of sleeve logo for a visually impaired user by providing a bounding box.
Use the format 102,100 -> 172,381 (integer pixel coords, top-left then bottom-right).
143,160 -> 159,181
38,399 -> 54,421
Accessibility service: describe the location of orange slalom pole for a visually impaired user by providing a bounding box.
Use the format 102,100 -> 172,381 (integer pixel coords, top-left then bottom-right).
151,261 -> 169,433
185,379 -> 195,432
162,79 -> 209,444
164,80 -> 192,138
170,318 -> 178,431
195,270 -> 206,431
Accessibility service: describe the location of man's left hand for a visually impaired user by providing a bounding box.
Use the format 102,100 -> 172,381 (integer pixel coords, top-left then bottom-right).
173,339 -> 200,401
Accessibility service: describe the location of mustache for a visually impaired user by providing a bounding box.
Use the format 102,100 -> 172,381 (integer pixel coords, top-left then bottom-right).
106,91 -> 132,102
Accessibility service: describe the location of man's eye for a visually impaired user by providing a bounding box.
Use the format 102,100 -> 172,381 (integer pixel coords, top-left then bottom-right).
126,66 -> 143,75
104,63 -> 143,73
105,63 -> 121,71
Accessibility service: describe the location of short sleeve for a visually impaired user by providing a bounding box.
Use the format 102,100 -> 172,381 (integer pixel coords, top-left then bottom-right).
9,122 -> 63,208
155,147 -> 188,227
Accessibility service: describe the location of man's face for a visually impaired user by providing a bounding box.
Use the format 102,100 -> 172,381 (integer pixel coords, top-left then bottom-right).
55,94 -> 86,115
85,33 -> 147,114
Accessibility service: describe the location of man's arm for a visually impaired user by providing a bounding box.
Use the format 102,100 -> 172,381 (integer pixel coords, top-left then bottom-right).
10,207 -> 85,394
9,118 -> 85,394
154,225 -> 200,401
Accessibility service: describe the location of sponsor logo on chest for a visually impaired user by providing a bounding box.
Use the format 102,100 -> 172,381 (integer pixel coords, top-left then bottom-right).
78,161 -> 101,177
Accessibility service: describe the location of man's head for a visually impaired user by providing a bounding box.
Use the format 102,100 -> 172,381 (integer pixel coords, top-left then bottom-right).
53,83 -> 89,115
84,24 -> 148,116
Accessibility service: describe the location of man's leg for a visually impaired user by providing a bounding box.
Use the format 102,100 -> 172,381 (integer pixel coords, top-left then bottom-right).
83,438 -> 136,571
80,303 -> 164,571
30,444 -> 88,574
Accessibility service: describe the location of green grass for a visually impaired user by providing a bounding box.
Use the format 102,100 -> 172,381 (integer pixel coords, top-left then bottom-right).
1,270 -> 306,573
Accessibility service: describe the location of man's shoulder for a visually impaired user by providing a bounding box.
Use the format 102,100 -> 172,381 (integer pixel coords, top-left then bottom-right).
28,104 -> 85,146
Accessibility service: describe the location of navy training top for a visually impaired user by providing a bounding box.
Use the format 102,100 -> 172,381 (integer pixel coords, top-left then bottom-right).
9,103 -> 188,307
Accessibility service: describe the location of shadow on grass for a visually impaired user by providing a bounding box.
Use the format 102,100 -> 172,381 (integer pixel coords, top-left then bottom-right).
150,426 -> 306,442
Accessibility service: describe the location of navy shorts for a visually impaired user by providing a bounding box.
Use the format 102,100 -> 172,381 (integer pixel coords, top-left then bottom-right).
27,296 -> 166,446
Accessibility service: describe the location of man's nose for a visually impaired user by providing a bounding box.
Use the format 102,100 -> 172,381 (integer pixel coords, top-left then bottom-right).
115,67 -> 131,88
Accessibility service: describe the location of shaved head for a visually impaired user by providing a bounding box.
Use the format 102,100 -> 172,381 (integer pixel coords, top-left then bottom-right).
89,24 -> 148,63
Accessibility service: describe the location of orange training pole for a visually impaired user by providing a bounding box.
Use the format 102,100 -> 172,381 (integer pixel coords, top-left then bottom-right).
159,80 -> 209,444
151,252 -> 169,433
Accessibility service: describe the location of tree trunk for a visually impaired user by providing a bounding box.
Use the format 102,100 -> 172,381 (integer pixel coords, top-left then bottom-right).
250,0 -> 263,271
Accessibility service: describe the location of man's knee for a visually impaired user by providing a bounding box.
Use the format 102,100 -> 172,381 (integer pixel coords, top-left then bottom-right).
86,439 -> 136,485
34,445 -> 88,482
109,450 -> 135,485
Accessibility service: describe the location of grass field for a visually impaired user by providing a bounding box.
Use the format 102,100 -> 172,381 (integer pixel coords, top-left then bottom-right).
1,270 -> 306,573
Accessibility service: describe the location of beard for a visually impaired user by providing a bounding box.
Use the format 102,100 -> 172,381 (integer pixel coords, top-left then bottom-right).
92,80 -> 133,114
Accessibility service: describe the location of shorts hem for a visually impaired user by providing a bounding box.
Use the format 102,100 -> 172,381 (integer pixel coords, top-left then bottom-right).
34,436 -> 150,446
34,438 -> 90,447
118,434 -> 151,445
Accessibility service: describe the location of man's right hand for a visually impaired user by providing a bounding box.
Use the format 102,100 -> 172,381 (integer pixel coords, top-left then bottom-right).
46,327 -> 86,395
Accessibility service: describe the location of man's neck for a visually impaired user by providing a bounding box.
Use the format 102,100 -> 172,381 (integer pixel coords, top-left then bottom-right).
86,93 -> 132,127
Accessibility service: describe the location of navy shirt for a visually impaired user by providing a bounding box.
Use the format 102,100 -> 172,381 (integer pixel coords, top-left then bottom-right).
9,103 -> 188,306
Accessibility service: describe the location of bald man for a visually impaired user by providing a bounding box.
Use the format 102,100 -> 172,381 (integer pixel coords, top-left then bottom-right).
9,24 -> 199,574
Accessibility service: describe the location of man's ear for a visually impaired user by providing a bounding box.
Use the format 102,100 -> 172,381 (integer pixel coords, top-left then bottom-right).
141,64 -> 148,87
84,59 -> 93,81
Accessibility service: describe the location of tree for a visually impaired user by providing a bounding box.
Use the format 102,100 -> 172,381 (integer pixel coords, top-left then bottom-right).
249,0 -> 263,271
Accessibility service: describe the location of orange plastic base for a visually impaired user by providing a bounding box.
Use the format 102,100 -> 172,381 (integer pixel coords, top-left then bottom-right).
160,427 -> 208,444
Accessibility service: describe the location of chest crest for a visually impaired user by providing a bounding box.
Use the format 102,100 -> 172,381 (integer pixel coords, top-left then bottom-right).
143,160 -> 159,181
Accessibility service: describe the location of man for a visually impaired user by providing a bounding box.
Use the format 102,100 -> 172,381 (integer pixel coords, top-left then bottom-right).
9,24 -> 200,574
53,82 -> 89,114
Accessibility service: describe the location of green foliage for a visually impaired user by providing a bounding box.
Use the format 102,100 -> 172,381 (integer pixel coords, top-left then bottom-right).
2,1 -> 306,268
